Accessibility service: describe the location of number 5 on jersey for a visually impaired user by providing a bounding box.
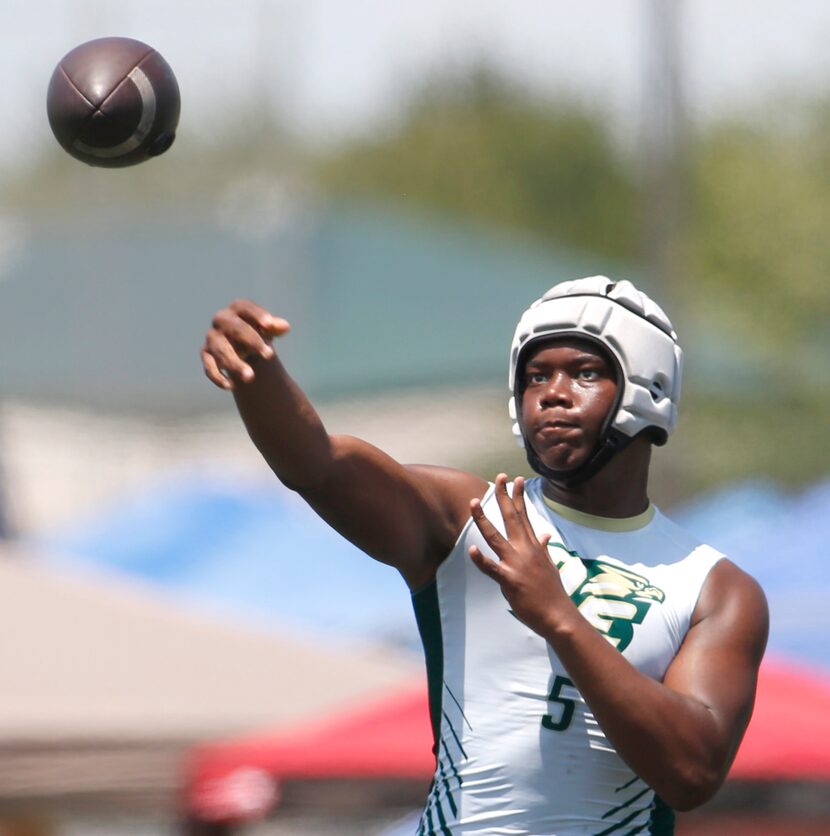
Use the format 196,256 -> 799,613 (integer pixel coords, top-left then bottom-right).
542,674 -> 577,732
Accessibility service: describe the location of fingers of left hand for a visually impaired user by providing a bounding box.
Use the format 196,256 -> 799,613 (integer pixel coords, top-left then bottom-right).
468,545 -> 504,581
470,498 -> 511,556
510,477 -> 539,541
493,474 -> 535,542
201,348 -> 233,390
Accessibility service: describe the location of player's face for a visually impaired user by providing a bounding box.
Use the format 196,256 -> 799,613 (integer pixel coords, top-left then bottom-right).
520,338 -> 618,473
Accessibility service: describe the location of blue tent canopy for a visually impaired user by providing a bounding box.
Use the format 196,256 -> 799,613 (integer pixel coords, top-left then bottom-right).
674,478 -> 830,671
34,472 -> 830,669
35,472 -> 419,648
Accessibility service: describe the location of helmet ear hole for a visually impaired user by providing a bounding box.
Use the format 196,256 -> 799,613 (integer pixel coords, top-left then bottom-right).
648,372 -> 671,403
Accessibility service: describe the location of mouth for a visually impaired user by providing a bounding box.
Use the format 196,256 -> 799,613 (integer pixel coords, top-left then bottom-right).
541,420 -> 579,429
534,421 -> 582,443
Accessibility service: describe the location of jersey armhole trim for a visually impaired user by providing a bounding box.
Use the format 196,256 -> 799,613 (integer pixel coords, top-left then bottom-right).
687,547 -> 727,627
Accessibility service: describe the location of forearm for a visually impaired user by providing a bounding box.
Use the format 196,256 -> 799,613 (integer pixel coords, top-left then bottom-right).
542,610 -> 726,810
232,353 -> 335,489
471,476 -> 765,813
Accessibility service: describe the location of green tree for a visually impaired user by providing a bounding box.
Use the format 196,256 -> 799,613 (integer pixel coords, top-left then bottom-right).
316,68 -> 640,262
686,114 -> 830,356
673,108 -> 830,492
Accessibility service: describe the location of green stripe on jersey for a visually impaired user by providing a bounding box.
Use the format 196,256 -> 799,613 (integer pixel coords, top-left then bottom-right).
595,805 -> 653,835
602,788 -> 651,819
413,579 -> 444,754
648,795 -> 675,834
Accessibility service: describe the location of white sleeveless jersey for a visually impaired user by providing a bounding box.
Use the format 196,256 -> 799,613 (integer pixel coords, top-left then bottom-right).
413,477 -> 723,836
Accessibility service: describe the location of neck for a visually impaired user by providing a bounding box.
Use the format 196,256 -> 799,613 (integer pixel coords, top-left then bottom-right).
541,436 -> 652,518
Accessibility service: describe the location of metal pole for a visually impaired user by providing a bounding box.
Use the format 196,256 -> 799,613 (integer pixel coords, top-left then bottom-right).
641,0 -> 688,307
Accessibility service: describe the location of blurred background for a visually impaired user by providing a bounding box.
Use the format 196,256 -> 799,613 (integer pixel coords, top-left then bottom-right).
1,0 -> 829,834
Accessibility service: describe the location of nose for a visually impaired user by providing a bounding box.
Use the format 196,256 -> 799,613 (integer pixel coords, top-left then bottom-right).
539,370 -> 573,407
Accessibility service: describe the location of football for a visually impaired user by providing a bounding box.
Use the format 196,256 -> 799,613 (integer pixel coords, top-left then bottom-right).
46,37 -> 180,168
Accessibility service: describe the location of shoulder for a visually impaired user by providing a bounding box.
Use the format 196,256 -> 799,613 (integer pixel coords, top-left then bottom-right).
404,464 -> 489,533
406,464 -> 489,500
404,464 -> 490,583
692,559 -> 769,657
665,559 -> 768,713
696,560 -> 768,619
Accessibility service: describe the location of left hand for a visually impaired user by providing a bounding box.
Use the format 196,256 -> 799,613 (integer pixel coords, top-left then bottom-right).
468,474 -> 571,636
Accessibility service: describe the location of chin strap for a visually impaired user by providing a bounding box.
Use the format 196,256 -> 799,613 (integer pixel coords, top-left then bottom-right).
525,428 -> 633,488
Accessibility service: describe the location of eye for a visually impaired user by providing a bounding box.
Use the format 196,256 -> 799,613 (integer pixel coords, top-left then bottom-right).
526,371 -> 547,385
577,368 -> 600,381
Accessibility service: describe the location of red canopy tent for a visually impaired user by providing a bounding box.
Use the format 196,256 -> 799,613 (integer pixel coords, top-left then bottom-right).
183,658 -> 830,823
183,687 -> 434,822
728,658 -> 830,780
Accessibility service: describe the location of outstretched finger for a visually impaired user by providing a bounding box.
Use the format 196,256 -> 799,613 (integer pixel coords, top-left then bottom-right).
201,348 -> 233,390
204,331 -> 255,383
229,300 -> 292,340
212,310 -> 275,361
260,314 -> 291,339
511,477 -> 538,541
468,544 -> 504,583
492,473 -> 530,542
470,498 -> 511,558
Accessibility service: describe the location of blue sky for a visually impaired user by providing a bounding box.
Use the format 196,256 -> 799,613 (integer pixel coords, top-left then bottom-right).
5,0 -> 830,171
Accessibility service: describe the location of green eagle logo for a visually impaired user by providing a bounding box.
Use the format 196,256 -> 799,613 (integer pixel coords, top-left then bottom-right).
549,544 -> 665,652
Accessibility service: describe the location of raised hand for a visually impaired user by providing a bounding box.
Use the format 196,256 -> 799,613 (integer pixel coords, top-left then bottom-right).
469,473 -> 570,636
201,299 -> 291,390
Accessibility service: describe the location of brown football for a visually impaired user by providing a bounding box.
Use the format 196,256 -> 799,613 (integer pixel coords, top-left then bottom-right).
46,37 -> 180,168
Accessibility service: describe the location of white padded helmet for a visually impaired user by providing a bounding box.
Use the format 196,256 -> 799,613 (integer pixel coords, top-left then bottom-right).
508,276 -> 683,483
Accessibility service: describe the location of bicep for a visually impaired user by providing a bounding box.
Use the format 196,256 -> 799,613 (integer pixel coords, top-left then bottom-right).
299,435 -> 487,587
663,560 -> 769,763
